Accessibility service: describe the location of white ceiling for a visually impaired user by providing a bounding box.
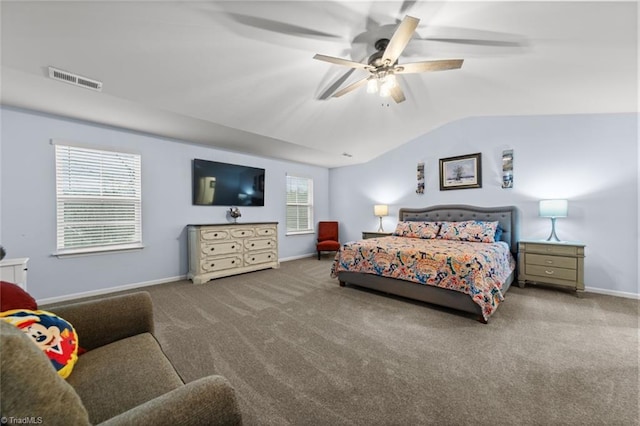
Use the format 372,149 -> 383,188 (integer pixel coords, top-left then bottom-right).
1,1 -> 637,168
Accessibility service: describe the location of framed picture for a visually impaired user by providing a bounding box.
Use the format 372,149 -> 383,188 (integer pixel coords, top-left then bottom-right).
439,152 -> 482,190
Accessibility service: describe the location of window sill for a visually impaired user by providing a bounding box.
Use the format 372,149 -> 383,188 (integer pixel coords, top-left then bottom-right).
52,244 -> 144,258
286,230 -> 315,236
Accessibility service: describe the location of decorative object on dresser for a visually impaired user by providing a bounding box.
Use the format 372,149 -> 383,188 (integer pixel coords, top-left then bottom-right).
188,223 -> 279,284
228,206 -> 241,223
0,258 -> 29,290
374,204 -> 389,232
362,231 -> 392,239
316,221 -> 340,260
539,199 -> 568,242
439,153 -> 482,190
518,240 -> 585,296
333,205 -> 519,323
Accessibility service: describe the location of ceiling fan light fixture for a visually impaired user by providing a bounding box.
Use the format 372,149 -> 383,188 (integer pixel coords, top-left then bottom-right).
366,79 -> 378,93
379,75 -> 397,97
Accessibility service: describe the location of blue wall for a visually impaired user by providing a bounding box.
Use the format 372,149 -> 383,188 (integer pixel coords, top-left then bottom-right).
0,107 -> 329,300
2,107 -> 638,299
330,113 -> 638,296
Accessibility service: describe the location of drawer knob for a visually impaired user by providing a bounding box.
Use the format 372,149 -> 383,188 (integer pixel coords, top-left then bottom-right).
214,233 -> 218,237
231,260 -> 235,264
544,270 -> 555,275
232,245 -> 235,249
210,248 -> 215,251
251,243 -> 255,247
252,257 -> 255,261
211,263 -> 215,267
241,232 -> 245,235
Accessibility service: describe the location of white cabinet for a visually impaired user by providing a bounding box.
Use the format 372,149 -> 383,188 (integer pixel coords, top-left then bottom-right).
0,258 -> 29,290
188,223 -> 279,284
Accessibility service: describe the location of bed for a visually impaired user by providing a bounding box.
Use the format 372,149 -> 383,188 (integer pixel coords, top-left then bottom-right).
331,205 -> 519,323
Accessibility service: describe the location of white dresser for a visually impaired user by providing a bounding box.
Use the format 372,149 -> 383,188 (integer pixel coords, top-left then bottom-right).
0,257 -> 29,290
187,222 -> 279,284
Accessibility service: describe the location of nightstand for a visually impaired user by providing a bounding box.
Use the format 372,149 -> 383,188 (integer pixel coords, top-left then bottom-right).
518,240 -> 585,296
362,231 -> 393,239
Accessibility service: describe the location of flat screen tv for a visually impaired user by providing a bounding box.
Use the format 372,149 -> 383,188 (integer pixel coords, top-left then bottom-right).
193,159 -> 265,206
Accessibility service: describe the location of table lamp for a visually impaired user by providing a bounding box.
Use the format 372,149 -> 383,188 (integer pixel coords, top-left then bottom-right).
374,204 -> 389,232
539,199 -> 568,242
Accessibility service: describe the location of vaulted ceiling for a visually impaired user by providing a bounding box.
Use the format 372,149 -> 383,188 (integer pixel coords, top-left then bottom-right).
1,1 -> 637,168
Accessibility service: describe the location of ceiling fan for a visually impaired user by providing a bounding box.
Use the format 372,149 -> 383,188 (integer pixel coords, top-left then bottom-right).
313,15 -> 463,104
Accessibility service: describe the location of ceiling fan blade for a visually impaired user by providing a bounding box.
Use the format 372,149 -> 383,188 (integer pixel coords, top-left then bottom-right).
382,15 -> 420,65
333,77 -> 370,98
313,54 -> 371,70
395,59 -> 464,74
226,13 -> 342,40
417,26 -> 527,48
398,1 -> 418,15
389,84 -> 406,104
318,68 -> 357,100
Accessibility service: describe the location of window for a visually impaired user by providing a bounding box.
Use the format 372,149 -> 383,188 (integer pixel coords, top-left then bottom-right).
286,175 -> 313,234
55,144 -> 142,255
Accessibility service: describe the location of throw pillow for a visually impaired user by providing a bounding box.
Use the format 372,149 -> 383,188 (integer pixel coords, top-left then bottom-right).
393,221 -> 440,239
438,220 -> 499,243
0,309 -> 79,379
0,281 -> 37,311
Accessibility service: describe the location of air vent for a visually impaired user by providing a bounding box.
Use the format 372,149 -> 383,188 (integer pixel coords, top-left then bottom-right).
48,67 -> 103,92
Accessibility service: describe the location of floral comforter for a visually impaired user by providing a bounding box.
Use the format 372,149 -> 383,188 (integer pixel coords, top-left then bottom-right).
330,236 -> 516,320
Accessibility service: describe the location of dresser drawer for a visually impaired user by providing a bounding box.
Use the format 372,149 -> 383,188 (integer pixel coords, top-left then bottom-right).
526,253 -> 576,270
245,251 -> 277,265
201,241 -> 241,257
525,243 -> 578,256
525,264 -> 577,281
245,238 -> 276,251
201,229 -> 230,241
200,256 -> 241,273
254,226 -> 276,237
231,228 -> 254,238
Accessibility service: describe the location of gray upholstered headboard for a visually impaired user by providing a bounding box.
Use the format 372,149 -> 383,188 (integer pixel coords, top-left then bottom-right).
398,204 -> 520,254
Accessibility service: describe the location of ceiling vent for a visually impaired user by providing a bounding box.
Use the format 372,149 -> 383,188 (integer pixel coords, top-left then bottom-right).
48,67 -> 103,92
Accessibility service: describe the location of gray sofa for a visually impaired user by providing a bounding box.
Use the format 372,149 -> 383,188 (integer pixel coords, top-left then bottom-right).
0,291 -> 242,425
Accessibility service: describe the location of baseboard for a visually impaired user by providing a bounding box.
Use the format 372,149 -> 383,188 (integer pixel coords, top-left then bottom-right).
37,256 -> 320,305
37,275 -> 187,305
585,286 -> 640,300
279,252 -> 316,262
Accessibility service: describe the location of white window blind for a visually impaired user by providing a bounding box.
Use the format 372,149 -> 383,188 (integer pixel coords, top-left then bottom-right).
286,175 -> 313,234
55,144 -> 142,254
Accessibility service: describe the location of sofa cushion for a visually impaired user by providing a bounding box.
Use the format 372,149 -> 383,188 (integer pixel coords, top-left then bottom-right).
67,332 -> 184,424
0,309 -> 79,378
0,321 -> 90,424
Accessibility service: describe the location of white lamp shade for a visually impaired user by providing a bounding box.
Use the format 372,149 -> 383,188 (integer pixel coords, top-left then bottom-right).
374,204 -> 389,217
539,199 -> 568,218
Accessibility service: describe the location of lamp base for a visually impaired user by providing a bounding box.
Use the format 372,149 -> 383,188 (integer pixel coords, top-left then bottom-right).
377,217 -> 384,232
546,217 -> 561,242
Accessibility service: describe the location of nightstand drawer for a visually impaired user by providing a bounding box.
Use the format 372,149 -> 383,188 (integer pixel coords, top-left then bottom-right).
526,253 -> 576,270
526,264 -> 577,281
525,243 -> 578,256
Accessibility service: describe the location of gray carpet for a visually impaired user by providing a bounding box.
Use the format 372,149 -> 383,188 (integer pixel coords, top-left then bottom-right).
128,258 -> 638,425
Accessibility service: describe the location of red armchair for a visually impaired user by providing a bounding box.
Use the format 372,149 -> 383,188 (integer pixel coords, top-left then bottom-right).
316,221 -> 340,260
